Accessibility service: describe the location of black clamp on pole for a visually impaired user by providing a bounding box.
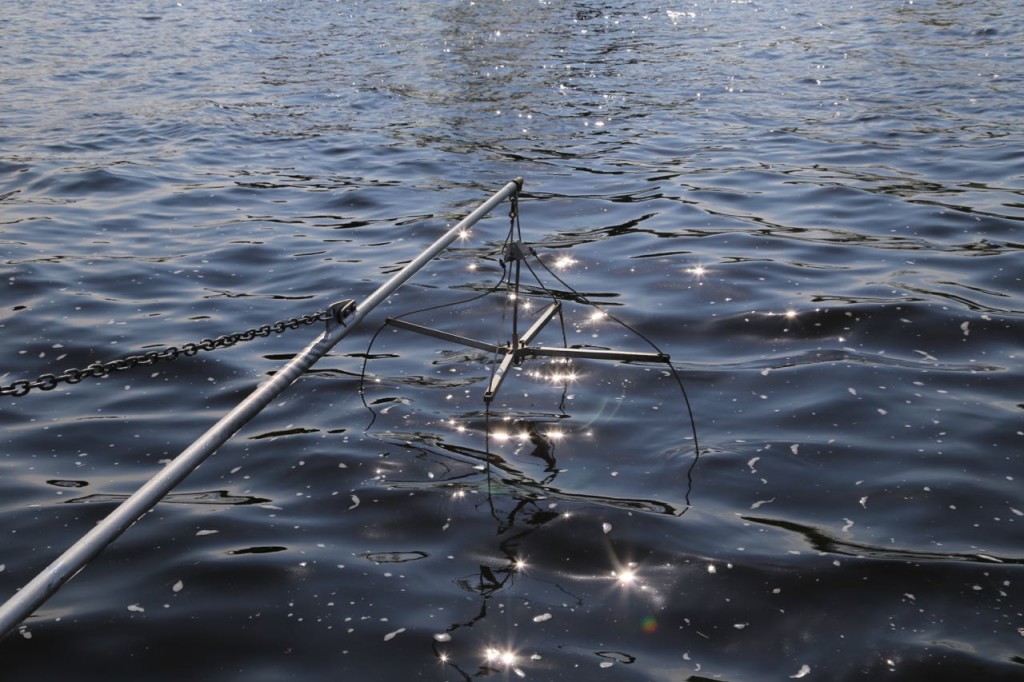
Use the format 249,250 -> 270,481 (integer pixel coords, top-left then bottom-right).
326,299 -> 357,334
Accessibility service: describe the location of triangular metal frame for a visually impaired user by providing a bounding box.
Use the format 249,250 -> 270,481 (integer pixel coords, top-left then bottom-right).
385,241 -> 670,403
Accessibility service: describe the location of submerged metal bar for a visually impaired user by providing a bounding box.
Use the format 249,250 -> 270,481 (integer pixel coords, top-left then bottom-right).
518,302 -> 560,346
525,346 -> 669,363
385,318 -> 504,355
483,302 -> 562,402
0,178 -> 523,639
484,345 -> 519,403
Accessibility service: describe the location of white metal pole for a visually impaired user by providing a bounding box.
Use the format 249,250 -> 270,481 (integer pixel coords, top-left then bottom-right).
0,178 -> 523,638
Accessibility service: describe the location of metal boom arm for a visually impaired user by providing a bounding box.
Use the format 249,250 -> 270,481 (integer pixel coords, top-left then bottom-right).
0,178 -> 523,639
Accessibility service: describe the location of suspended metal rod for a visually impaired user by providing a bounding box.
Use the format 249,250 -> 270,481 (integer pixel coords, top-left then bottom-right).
484,302 -> 561,402
386,318 -> 504,355
0,178 -> 523,639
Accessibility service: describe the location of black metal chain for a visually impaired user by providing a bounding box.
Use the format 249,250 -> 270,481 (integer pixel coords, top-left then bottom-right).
1,306 -> 345,398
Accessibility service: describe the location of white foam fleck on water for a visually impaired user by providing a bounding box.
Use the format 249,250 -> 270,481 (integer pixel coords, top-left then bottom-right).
533,613 -> 552,622
859,496 -> 868,509
433,633 -> 451,642
848,387 -> 857,396
961,321 -> 970,336
842,518 -> 854,532
790,444 -> 799,455
602,522 -> 612,534
128,604 -> 145,612
747,456 -> 760,473
348,495 -> 360,510
790,664 -> 811,678
751,498 -> 775,509
383,627 -> 405,641
599,661 -> 614,668
196,529 -> 218,536
172,580 -> 183,592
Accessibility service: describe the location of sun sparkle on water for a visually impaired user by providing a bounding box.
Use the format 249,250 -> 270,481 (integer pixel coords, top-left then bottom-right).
616,568 -> 637,586
484,647 -> 519,667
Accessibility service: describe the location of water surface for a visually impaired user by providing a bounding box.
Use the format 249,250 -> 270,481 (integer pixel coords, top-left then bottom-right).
2,1 -> 1022,680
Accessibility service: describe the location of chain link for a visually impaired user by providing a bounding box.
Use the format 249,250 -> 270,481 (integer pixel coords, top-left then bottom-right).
1,308 -> 334,398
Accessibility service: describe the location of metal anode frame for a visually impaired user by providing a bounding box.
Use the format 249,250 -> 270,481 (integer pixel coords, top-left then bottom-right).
386,240 -> 670,403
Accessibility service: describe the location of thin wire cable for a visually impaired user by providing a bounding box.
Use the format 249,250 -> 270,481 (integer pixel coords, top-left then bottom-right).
529,248 -> 702,513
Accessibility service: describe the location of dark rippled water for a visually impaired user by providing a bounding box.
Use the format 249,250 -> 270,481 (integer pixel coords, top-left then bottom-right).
2,1 -> 1022,679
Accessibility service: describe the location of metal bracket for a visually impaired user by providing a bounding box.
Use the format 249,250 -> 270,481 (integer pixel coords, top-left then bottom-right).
502,241 -> 529,264
326,299 -> 357,334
